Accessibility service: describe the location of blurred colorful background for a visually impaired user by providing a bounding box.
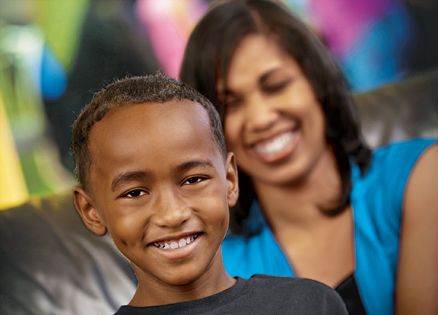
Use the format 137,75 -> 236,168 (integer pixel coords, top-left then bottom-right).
1,0 -> 437,208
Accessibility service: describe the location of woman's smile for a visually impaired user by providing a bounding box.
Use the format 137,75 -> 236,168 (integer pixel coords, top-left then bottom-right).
250,129 -> 299,163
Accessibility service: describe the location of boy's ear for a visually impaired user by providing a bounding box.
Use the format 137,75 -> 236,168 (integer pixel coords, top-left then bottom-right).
73,187 -> 107,236
225,152 -> 239,207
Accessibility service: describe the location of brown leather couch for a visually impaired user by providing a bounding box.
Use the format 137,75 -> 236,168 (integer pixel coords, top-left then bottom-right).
1,70 -> 437,315
356,69 -> 438,146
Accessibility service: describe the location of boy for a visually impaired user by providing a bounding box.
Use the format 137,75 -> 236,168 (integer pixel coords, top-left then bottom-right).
71,73 -> 347,314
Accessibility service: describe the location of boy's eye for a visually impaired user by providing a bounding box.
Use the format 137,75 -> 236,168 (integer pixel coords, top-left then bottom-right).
121,189 -> 147,198
182,176 -> 208,186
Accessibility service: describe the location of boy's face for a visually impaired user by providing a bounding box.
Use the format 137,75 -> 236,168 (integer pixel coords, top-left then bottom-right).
74,100 -> 238,288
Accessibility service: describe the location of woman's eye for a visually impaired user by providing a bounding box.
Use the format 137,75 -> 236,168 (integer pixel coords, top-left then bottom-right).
223,95 -> 243,110
263,79 -> 292,94
121,189 -> 146,198
224,100 -> 243,115
183,176 -> 207,185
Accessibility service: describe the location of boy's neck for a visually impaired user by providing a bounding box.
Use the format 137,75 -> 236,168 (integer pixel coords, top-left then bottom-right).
129,256 -> 235,307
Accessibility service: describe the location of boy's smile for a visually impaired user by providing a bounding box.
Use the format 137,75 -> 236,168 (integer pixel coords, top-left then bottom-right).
149,231 -> 202,261
151,232 -> 199,250
75,100 -> 238,305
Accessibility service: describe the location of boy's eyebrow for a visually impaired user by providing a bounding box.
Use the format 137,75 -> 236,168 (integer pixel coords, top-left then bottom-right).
175,159 -> 215,173
110,160 -> 214,191
111,171 -> 150,192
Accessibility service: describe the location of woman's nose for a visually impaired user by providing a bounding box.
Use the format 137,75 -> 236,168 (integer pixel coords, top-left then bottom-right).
244,94 -> 278,132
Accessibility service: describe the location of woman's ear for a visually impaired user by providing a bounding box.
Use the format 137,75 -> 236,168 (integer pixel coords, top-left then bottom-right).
73,187 -> 107,236
225,152 -> 239,207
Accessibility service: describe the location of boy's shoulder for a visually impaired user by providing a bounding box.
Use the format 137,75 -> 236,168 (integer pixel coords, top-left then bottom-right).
248,273 -> 334,291
247,274 -> 345,307
243,275 -> 347,314
115,275 -> 347,315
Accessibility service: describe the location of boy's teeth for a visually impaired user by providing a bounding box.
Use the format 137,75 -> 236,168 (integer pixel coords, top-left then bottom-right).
153,235 -> 197,250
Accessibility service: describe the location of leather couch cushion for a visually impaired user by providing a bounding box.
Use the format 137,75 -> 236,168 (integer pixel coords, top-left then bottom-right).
0,192 -> 135,315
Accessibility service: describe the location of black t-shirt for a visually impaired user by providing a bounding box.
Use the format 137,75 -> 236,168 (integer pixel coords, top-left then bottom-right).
335,274 -> 367,315
115,274 -> 348,314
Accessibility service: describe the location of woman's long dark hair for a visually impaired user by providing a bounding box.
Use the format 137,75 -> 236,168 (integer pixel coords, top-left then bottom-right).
180,0 -> 371,235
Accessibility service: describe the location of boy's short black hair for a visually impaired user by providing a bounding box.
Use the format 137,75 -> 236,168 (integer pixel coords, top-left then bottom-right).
71,72 -> 227,190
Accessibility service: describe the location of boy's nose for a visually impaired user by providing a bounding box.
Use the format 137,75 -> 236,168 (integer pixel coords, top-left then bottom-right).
153,207 -> 191,228
152,193 -> 191,228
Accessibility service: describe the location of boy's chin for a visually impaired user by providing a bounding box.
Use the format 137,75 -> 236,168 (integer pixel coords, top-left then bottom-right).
161,272 -> 204,287
156,260 -> 217,287
135,254 -> 224,290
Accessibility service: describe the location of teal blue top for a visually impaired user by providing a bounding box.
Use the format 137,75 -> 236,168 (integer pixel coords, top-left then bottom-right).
222,138 -> 436,315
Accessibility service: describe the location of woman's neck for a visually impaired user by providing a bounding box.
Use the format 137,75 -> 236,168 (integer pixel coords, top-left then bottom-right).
253,146 -> 343,230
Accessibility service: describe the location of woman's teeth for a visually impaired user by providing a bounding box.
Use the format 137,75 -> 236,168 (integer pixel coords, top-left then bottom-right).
254,131 -> 294,156
153,235 -> 198,250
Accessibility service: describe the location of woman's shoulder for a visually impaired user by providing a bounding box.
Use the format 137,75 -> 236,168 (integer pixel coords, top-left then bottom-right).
355,138 -> 437,193
372,138 -> 436,164
392,141 -> 438,313
351,138 -> 437,253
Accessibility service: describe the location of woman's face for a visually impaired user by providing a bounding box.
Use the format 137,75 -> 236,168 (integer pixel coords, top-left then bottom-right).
217,34 -> 328,187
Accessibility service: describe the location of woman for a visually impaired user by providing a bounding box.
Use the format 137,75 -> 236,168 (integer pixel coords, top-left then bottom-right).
180,1 -> 438,314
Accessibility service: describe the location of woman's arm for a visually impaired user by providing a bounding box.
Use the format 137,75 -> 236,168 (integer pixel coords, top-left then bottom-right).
396,143 -> 438,315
